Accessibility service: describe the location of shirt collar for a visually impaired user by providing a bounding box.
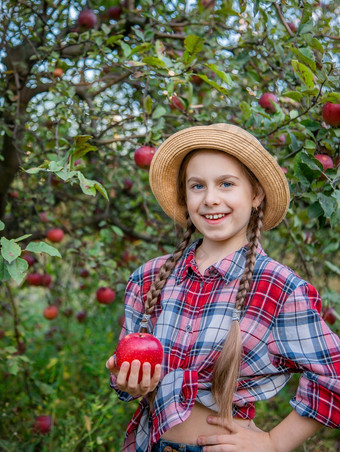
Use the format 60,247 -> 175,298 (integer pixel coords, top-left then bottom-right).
174,239 -> 266,285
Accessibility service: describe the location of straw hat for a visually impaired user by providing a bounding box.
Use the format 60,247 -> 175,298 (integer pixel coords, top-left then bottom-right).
149,123 -> 290,231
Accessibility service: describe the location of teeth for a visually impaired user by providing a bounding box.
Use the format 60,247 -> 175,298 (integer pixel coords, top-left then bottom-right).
204,214 -> 226,219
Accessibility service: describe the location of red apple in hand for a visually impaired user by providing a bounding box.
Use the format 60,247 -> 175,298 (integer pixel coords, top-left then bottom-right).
258,93 -> 279,113
314,154 -> 334,171
33,415 -> 52,435
322,102 -> 340,127
115,332 -> 163,382
96,287 -> 116,304
134,146 -> 156,169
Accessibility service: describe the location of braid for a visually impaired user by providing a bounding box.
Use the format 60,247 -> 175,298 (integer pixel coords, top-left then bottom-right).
144,216 -> 196,317
235,204 -> 264,311
212,202 -> 264,425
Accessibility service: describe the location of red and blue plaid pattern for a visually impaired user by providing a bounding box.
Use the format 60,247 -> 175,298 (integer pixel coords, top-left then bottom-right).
110,240 -> 340,451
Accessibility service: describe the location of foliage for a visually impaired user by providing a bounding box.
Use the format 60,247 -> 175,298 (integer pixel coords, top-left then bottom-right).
0,0 -> 339,449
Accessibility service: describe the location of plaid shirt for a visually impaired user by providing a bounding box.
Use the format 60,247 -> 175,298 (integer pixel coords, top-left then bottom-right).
110,240 -> 340,451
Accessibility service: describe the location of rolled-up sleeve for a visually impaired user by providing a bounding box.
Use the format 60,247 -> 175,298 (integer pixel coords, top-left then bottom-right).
268,282 -> 340,428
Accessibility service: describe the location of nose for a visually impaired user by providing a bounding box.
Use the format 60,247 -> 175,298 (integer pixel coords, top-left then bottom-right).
203,186 -> 221,206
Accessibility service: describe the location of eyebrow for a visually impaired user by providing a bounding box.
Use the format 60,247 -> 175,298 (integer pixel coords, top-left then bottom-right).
187,174 -> 240,183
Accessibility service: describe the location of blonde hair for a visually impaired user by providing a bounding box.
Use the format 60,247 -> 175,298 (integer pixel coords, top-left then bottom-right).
144,149 -> 265,420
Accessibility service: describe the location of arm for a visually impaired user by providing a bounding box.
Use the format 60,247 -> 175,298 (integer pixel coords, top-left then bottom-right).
269,410 -> 323,452
198,409 -> 323,452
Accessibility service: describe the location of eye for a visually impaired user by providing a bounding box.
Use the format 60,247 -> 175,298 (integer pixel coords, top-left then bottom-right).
192,183 -> 204,190
221,181 -> 233,188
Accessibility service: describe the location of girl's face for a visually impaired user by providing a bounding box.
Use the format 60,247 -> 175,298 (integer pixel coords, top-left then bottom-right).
185,150 -> 264,255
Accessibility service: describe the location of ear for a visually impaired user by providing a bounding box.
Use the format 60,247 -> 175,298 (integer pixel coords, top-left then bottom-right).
252,185 -> 265,209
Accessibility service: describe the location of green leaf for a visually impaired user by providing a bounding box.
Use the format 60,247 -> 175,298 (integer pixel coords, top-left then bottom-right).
143,96 -> 153,115
283,91 -> 304,102
142,56 -> 167,69
93,181 -> 109,201
48,161 -> 64,172
25,241 -> 62,258
317,193 -> 337,219
106,34 -> 124,45
294,152 -> 321,187
324,261 -> 340,276
72,135 -> 97,162
0,221 -> 4,231
0,256 -> 11,281
119,41 -> 131,58
152,105 -> 167,119
205,64 -> 233,86
111,225 -> 124,237
0,237 -> 21,264
291,59 -> 314,89
78,173 -> 109,201
7,257 -> 28,284
183,35 -> 204,65
321,92 -> 340,103
290,47 -> 316,72
13,234 -> 32,243
196,75 -> 230,96
307,201 -> 323,220
239,101 -> 251,120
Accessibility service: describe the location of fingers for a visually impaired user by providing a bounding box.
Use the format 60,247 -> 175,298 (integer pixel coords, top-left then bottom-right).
197,434 -> 236,450
114,360 -> 161,397
206,416 -> 239,434
106,355 -> 117,373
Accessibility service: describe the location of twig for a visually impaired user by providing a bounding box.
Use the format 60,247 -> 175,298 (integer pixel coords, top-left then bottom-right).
274,4 -> 294,38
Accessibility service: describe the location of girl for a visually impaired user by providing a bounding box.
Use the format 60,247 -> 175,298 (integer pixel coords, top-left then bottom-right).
106,124 -> 340,452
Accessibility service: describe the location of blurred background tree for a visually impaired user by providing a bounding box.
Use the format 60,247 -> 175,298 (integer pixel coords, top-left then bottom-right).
0,0 -> 339,450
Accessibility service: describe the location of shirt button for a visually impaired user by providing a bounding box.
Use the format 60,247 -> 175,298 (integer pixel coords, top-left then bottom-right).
185,324 -> 192,332
200,281 -> 204,288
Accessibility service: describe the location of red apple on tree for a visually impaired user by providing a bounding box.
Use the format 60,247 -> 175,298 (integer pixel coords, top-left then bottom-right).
134,146 -> 156,169
322,102 -> 340,127
314,154 -> 334,171
41,273 -> 52,287
170,95 -> 185,112
322,307 -> 337,325
115,332 -> 164,382
33,415 -> 53,435
107,6 -> 122,20
123,177 -> 134,191
43,305 -> 59,320
47,228 -> 65,243
77,9 -> 97,29
27,273 -> 43,286
258,93 -> 279,113
53,68 -> 63,77
22,253 -> 36,267
96,287 -> 116,304
76,311 -> 87,323
287,22 -> 297,33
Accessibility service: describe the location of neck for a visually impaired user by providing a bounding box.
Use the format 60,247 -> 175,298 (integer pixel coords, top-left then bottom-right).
195,237 -> 248,274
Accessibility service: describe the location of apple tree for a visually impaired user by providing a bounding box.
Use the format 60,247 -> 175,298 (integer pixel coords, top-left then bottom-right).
0,0 -> 339,449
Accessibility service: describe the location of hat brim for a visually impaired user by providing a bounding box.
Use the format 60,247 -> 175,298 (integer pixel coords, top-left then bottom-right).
149,124 -> 290,231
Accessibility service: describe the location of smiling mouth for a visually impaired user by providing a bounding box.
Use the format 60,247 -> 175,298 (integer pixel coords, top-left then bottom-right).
202,213 -> 227,220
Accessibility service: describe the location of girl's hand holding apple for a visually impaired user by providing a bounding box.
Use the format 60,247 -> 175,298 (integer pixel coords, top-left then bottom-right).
106,355 -> 161,397
106,332 -> 163,397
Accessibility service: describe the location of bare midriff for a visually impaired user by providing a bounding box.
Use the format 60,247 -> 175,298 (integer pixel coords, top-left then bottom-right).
160,401 -> 260,445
